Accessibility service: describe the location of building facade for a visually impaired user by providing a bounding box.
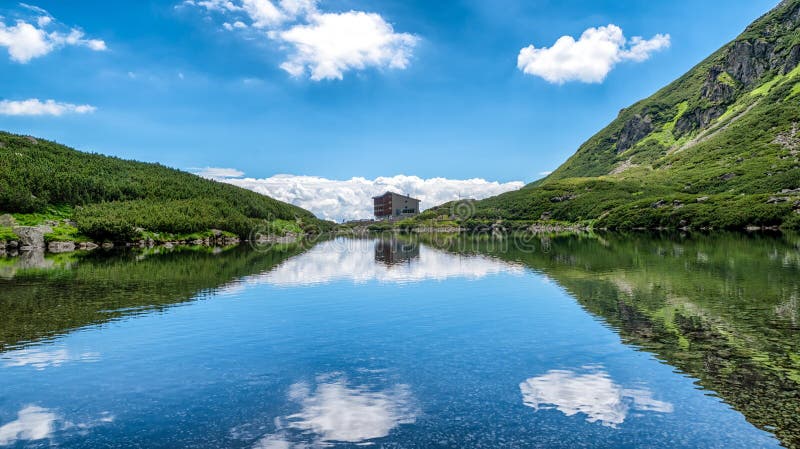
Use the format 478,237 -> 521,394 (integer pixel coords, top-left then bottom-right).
373,192 -> 421,220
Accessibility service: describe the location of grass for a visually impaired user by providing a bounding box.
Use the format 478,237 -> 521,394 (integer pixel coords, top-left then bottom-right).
0,226 -> 15,241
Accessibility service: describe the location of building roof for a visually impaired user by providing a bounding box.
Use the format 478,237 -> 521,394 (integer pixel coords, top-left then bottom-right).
372,191 -> 420,201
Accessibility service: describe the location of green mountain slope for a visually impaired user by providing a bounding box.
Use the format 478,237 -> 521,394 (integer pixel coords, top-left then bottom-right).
0,132 -> 325,241
450,0 -> 800,230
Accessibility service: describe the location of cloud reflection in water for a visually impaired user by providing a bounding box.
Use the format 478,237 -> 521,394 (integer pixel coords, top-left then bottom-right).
2,347 -> 100,370
251,374 -> 417,448
0,406 -> 113,446
520,368 -> 673,427
232,238 -> 523,289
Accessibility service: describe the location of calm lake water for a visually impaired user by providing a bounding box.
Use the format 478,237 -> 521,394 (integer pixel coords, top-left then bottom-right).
1,233 -> 799,448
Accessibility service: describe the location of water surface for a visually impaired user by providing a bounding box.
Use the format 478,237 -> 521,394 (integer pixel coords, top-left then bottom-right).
1,234 -> 798,448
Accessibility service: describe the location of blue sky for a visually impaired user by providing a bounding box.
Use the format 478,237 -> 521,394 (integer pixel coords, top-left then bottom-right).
0,0 -> 779,219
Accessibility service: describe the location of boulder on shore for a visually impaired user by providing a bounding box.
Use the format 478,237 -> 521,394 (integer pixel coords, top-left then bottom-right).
0,214 -> 15,227
12,225 -> 53,249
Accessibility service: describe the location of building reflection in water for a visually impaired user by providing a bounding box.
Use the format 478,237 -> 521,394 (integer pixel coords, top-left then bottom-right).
374,238 -> 420,267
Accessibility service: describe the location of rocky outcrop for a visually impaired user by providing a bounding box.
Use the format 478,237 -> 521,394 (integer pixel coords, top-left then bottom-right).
701,68 -> 737,103
675,105 -> 727,136
725,40 -> 774,86
11,225 -> 52,250
617,114 -> 653,153
723,38 -> 800,88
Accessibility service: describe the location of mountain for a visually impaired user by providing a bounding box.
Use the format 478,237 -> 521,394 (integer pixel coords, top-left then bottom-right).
440,0 -> 800,230
0,132 -> 325,242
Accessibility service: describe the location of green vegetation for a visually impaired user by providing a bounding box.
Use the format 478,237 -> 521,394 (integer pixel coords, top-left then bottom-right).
0,227 -> 16,241
0,243 -> 310,349
417,0 -> 800,231
0,132 -> 329,242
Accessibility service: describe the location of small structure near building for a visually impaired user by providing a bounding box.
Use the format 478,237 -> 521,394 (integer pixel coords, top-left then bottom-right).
373,192 -> 421,220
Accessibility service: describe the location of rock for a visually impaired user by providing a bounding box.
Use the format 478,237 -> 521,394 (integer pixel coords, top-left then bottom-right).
675,105 -> 727,136
48,241 -> 75,253
540,211 -> 553,220
163,242 -> 174,249
652,200 -> 668,209
767,196 -> 791,204
101,242 -> 114,249
725,40 -> 771,86
11,225 -> 52,249
784,44 -> 800,73
779,188 -> 800,194
701,67 -> 737,103
550,194 -> 576,203
192,239 -> 204,245
697,196 -> 710,203
7,240 -> 19,248
25,136 -> 38,144
673,200 -> 685,208
0,214 -> 16,227
719,173 -> 737,181
211,229 -> 223,237
793,200 -> 800,209
80,242 -> 99,250
617,114 -> 653,153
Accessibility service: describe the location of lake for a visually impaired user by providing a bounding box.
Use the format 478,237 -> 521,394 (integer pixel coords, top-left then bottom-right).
1,233 -> 799,448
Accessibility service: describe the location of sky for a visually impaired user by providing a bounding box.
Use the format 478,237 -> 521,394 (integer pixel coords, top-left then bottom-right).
0,0 -> 779,221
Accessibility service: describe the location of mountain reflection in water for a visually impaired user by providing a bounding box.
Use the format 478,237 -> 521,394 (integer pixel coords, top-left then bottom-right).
0,233 -> 797,447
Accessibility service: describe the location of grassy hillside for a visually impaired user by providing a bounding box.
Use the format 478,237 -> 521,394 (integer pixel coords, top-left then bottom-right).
0,132 -> 326,241
426,0 -> 800,231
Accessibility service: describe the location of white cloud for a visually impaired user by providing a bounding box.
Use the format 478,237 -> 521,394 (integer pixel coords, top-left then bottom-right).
246,374 -> 416,447
0,406 -> 58,445
0,6 -> 107,63
197,171 -> 522,222
183,0 -> 417,80
2,347 -> 100,370
0,406 -> 113,446
517,25 -> 670,84
195,166 -> 246,178
229,238 -> 524,288
278,12 -> 418,81
520,368 -> 673,427
0,99 -> 96,116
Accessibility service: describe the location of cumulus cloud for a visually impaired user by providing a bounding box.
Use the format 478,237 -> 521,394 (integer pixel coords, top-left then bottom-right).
278,12 -> 418,80
182,0 -> 418,80
0,406 -> 113,446
2,347 -> 100,370
235,373 -> 416,448
0,406 -> 58,445
0,5 -> 106,63
224,238 -> 524,288
518,25 -> 670,84
194,170 -> 523,221
0,99 -> 96,116
520,367 -> 673,427
194,167 -> 246,178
